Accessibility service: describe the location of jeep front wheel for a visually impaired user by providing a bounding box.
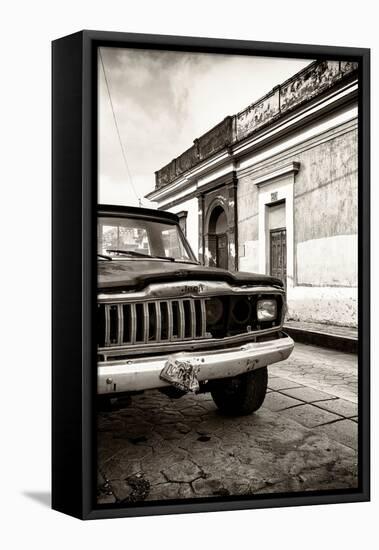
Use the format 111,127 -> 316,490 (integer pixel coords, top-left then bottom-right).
210,367 -> 268,416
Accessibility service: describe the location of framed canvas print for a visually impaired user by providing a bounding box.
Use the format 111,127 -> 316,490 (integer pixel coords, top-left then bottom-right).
52,30 -> 370,519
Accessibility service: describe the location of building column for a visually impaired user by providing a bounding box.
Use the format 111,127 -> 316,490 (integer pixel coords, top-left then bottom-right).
198,194 -> 205,265
226,175 -> 238,271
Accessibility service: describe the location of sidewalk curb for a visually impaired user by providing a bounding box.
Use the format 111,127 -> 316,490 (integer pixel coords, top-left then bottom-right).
284,325 -> 358,354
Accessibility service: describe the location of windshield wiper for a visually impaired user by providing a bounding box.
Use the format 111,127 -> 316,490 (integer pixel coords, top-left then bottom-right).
106,249 -> 151,258
153,255 -> 176,262
98,253 -> 112,261
176,260 -> 200,265
106,249 -> 176,262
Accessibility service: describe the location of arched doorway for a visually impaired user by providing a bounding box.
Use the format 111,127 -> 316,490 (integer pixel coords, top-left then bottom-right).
208,205 -> 228,269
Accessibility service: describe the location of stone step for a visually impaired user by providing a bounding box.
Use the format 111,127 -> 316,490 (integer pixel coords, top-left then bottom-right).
283,320 -> 358,354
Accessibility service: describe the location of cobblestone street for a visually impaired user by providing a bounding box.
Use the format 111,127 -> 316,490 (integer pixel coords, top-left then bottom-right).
97,343 -> 358,504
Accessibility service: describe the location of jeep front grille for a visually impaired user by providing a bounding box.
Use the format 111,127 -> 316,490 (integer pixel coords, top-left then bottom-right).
98,298 -> 207,347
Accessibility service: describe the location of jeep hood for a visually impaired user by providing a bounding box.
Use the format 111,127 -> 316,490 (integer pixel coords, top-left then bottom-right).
98,259 -> 283,291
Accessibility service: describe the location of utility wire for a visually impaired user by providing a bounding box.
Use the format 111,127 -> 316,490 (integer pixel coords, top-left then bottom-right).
99,49 -> 141,206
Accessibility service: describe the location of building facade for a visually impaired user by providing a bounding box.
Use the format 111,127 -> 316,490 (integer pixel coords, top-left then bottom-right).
146,61 -> 358,328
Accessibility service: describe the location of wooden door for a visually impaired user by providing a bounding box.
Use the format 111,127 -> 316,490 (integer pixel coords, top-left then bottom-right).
270,228 -> 287,285
216,233 -> 228,269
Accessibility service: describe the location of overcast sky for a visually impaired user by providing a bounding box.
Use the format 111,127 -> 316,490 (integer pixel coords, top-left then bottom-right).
98,47 -> 312,207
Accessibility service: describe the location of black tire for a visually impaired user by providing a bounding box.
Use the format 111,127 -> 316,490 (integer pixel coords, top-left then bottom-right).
210,367 -> 268,416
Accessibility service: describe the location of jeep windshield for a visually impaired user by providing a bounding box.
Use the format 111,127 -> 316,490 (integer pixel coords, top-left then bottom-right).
98,215 -> 197,263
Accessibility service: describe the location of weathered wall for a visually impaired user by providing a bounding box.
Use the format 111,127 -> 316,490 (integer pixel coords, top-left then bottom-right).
237,88 -> 280,138
296,235 -> 357,287
288,128 -> 358,326
287,286 -> 357,327
294,130 -> 358,244
294,128 -> 358,286
236,127 -> 358,327
237,172 -> 260,273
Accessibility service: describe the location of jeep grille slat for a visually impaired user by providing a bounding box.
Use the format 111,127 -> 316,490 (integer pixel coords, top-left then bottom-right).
155,301 -> 161,341
143,302 -> 149,343
104,305 -> 111,346
117,304 -> 124,346
189,299 -> 196,339
98,297 -> 208,348
167,300 -> 173,340
200,299 -> 207,338
130,303 -> 137,344
178,300 -> 185,340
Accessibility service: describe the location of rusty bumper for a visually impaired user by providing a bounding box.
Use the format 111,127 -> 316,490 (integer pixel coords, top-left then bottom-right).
98,333 -> 294,394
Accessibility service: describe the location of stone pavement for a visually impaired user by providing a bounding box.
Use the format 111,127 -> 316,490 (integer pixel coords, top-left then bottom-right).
97,343 -> 358,505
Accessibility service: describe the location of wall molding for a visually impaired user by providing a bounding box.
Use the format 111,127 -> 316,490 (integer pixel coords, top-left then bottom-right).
236,116 -> 357,181
254,161 -> 300,188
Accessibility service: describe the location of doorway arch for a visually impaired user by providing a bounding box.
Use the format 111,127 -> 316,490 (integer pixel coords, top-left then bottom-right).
207,204 -> 229,269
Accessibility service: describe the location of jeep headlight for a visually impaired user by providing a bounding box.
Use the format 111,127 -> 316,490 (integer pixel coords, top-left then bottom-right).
257,299 -> 277,321
206,297 -> 223,325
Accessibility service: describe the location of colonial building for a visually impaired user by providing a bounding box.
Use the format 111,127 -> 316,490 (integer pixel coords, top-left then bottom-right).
146,61 -> 358,328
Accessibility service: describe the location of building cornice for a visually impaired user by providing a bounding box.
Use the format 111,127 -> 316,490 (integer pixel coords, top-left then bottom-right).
146,79 -> 357,204
146,150 -> 234,202
232,80 -> 357,161
157,170 -> 236,211
151,60 -> 358,193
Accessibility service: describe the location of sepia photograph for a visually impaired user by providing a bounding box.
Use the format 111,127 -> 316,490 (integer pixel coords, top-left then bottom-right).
96,46 -> 359,505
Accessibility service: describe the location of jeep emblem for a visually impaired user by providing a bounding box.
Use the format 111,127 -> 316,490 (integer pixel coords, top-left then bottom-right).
180,284 -> 205,294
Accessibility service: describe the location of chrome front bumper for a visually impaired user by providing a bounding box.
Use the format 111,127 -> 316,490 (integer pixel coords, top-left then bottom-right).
98,333 -> 294,394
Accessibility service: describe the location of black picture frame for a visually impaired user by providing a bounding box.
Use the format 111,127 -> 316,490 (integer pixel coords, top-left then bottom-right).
52,30 -> 370,520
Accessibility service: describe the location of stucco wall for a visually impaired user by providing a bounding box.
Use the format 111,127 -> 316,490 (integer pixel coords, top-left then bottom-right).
237,174 -> 260,273
294,129 -> 358,250
296,235 -> 357,287
290,128 -> 358,326
287,286 -> 357,327
236,127 -> 358,327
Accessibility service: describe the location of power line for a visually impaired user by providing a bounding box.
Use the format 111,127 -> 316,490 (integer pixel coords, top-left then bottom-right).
99,48 -> 141,205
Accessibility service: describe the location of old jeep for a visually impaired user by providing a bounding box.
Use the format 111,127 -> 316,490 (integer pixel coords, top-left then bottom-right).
97,205 -> 294,415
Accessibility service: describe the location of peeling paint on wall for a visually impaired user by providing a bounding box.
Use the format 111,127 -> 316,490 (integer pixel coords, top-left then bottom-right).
237,88 -> 280,136
280,61 -> 341,113
294,129 -> 358,243
287,286 -> 357,327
